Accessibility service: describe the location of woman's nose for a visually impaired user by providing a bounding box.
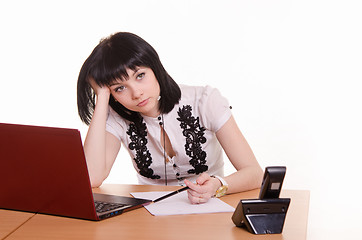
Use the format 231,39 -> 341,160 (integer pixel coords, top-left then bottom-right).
131,87 -> 143,99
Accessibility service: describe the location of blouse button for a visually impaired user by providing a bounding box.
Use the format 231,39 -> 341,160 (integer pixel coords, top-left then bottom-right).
158,116 -> 162,121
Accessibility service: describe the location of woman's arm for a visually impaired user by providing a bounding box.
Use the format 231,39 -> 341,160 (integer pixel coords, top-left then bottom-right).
185,115 -> 263,204
216,115 -> 263,193
83,79 -> 121,187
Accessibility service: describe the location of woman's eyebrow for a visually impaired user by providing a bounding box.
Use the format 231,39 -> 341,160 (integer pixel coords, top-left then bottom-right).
109,81 -> 122,86
131,68 -> 142,76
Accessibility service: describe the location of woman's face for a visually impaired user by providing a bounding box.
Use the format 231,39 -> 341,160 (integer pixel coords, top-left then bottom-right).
109,67 -> 161,118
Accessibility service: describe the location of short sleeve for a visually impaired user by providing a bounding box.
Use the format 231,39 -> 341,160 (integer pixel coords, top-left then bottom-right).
198,86 -> 232,132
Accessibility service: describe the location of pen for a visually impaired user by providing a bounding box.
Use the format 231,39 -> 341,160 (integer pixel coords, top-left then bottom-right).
153,186 -> 189,203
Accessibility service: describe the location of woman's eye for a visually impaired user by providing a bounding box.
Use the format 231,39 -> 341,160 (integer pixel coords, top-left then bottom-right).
136,73 -> 145,80
115,86 -> 126,92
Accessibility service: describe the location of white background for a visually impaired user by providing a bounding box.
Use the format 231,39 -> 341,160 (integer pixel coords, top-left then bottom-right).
1,1 -> 361,239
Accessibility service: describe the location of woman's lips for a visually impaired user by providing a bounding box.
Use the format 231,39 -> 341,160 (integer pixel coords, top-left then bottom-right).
137,98 -> 149,107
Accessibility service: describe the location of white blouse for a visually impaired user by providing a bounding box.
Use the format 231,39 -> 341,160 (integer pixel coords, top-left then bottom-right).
106,85 -> 232,186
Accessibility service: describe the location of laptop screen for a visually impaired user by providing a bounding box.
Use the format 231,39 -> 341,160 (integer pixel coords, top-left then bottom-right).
0,123 -> 98,220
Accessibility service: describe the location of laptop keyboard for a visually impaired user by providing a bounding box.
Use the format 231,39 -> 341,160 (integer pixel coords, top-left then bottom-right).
94,201 -> 127,213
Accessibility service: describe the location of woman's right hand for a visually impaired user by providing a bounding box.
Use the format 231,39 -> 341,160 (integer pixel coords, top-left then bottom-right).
89,77 -> 111,98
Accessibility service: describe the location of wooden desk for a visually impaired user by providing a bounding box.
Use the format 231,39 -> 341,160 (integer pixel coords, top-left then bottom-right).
0,209 -> 34,240
3,184 -> 309,240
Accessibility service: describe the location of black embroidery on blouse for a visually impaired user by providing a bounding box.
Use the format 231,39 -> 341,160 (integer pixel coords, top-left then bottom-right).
127,120 -> 161,179
177,105 -> 208,174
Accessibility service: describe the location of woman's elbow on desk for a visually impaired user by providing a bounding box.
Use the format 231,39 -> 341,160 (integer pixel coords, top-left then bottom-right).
88,172 -> 108,188
89,179 -> 98,188
85,157 -> 113,188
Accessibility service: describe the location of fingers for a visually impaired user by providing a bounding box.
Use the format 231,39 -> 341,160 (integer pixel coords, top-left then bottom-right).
187,188 -> 213,204
184,179 -> 202,192
184,173 -> 211,191
196,172 -> 211,185
88,77 -> 111,96
184,174 -> 215,204
187,192 -> 208,204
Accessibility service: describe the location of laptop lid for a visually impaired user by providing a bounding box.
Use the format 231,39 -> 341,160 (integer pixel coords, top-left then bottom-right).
0,123 -> 151,220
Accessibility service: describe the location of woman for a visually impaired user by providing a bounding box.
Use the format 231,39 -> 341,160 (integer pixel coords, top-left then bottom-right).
77,32 -> 263,204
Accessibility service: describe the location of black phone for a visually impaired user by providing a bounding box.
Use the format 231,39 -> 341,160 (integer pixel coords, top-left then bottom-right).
231,166 -> 290,234
259,166 -> 286,199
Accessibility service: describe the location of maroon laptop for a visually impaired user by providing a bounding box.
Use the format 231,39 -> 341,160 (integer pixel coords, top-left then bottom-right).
0,123 -> 151,220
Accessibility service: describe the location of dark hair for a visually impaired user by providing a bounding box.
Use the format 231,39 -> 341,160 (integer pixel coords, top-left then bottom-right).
77,32 -> 181,125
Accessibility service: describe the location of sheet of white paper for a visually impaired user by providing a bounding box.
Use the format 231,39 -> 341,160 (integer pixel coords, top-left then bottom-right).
131,191 -> 235,216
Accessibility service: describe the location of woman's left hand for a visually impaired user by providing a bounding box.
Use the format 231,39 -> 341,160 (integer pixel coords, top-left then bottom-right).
184,173 -> 222,204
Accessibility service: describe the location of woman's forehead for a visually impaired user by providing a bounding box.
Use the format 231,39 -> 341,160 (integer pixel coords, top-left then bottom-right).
108,67 -> 143,85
